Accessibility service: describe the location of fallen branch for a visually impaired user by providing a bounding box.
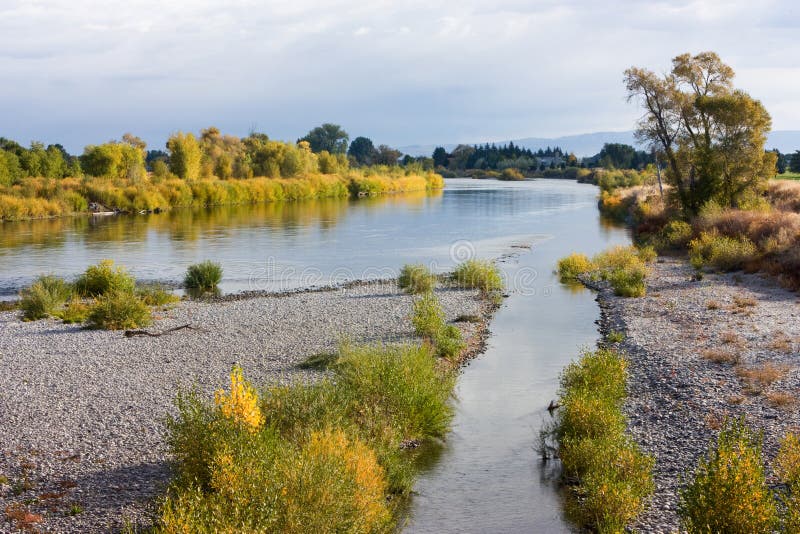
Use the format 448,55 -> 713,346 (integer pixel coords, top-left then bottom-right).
123,324 -> 201,338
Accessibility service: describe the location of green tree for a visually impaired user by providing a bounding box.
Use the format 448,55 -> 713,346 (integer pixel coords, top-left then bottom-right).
80,142 -> 145,179
0,149 -> 23,185
347,136 -> 376,165
790,150 -> 800,173
167,132 -> 202,180
374,145 -> 402,166
773,149 -> 787,174
432,146 -> 448,168
625,52 -> 775,214
299,123 -> 349,154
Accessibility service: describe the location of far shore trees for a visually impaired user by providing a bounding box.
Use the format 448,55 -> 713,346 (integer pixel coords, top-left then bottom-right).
625,51 -> 775,214
299,123 -> 349,154
166,132 -> 202,180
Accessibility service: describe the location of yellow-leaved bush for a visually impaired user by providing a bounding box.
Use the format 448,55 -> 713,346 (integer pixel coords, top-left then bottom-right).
214,366 -> 264,431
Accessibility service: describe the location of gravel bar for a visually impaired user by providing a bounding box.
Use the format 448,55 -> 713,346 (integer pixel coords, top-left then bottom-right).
593,257 -> 800,533
0,282 -> 485,533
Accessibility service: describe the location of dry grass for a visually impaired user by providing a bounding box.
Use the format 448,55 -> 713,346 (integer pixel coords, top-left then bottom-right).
766,391 -> 798,409
727,395 -> 745,405
767,179 -> 800,212
702,348 -> 740,365
736,362 -> 791,392
720,331 -> 745,346
732,295 -> 757,308
704,412 -> 727,430
768,334 -> 794,353
706,300 -> 721,310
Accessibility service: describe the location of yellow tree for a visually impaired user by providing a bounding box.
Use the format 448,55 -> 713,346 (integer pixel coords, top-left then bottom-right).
167,132 -> 202,180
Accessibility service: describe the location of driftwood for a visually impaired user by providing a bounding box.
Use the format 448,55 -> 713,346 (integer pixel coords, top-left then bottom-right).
123,324 -> 201,338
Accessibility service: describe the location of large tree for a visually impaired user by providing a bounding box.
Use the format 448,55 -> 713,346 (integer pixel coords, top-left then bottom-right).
299,123 -> 349,154
348,136 -> 377,165
790,150 -> 800,173
625,52 -> 775,214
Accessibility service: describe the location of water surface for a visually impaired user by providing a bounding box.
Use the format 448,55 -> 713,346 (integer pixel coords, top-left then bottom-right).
0,178 -> 629,531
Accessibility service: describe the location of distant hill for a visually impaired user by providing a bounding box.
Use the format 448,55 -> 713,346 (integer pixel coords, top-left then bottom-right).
400,130 -> 800,158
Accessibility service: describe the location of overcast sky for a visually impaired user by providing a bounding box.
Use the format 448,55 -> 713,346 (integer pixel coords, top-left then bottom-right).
1,0 -> 798,153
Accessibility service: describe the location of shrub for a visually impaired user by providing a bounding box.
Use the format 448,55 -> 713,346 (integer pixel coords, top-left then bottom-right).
689,231 -> 759,271
679,418 -> 777,533
557,253 -> 594,282
452,259 -> 503,292
411,292 -> 465,360
660,220 -> 693,249
57,296 -> 91,324
86,290 -> 152,330
74,259 -> 135,297
412,292 -> 446,340
777,433 -> 800,532
184,260 -> 223,292
160,346 -> 454,531
551,349 -> 653,532
398,264 -> 436,294
607,264 -> 647,297
136,284 -> 180,307
19,275 -> 73,320
499,168 -> 525,181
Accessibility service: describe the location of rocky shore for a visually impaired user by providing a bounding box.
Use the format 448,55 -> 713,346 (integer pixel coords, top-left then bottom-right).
593,257 -> 800,532
0,282 -> 487,533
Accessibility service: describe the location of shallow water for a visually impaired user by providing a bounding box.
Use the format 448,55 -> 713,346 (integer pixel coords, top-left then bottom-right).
0,178 -> 629,530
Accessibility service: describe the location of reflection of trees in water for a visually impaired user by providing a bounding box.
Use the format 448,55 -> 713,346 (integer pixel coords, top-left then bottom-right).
0,190 -> 444,250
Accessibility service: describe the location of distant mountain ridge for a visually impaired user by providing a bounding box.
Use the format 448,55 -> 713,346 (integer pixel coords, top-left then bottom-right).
400,130 -> 800,158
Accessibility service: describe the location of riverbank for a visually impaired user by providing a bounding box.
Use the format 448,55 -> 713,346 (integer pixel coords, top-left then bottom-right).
591,256 -> 800,532
0,281 -> 489,532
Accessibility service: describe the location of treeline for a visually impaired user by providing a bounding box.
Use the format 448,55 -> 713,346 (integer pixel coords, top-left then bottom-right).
431,143 -> 583,176
0,124 -> 443,221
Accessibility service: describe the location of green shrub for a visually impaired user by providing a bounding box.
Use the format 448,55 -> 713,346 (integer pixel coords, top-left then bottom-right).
607,264 -> 647,297
777,433 -> 800,532
75,259 -> 135,297
412,292 -> 446,340
184,260 -> 223,292
57,296 -> 91,324
551,349 -> 653,532
136,284 -> 180,307
19,275 -> 73,320
87,290 -> 152,330
398,264 -> 436,294
159,344 -> 455,531
660,220 -> 693,249
452,259 -> 503,292
410,292 -> 465,360
679,418 -> 777,533
689,231 -> 759,271
557,253 -> 594,282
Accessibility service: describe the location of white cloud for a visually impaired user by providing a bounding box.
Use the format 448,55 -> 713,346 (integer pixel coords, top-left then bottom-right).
0,0 -> 798,152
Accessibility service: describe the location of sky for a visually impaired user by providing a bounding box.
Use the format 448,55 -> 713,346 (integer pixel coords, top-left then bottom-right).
1,0 -> 799,154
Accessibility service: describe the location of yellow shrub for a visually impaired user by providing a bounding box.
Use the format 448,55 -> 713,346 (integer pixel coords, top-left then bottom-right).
214,366 -> 264,432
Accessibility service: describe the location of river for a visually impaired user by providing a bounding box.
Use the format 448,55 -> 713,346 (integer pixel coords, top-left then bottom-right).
0,178 -> 630,531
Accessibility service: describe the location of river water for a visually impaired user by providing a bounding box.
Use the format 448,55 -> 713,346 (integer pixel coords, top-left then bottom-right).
0,178 -> 630,531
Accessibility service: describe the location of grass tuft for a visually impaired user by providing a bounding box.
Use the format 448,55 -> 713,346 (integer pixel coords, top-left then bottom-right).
87,290 -> 152,330
411,292 -> 465,360
75,259 -> 136,297
451,259 -> 503,292
398,264 -> 436,294
19,275 -> 73,320
184,261 -> 223,293
557,253 -> 593,282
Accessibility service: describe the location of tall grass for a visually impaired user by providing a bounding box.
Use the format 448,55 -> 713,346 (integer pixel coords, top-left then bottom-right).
19,275 -> 73,320
411,292 -> 465,360
547,348 -> 653,532
184,261 -> 223,293
398,264 -> 436,294
452,259 -> 503,292
158,343 -> 455,531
